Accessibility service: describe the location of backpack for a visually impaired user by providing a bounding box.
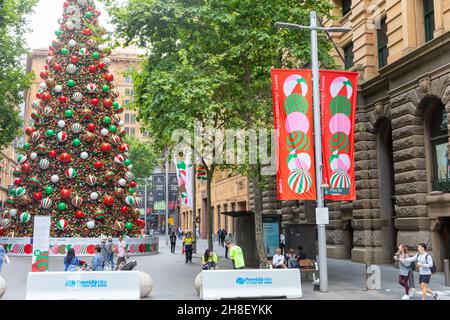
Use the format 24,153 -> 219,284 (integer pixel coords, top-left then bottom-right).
426,254 -> 437,274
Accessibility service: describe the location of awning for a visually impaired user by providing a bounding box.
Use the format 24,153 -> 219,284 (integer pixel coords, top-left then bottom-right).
221,211 -> 254,218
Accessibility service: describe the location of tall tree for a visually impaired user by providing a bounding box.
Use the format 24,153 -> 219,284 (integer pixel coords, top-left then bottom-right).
125,136 -> 158,179
103,0 -> 334,253
0,0 -> 37,150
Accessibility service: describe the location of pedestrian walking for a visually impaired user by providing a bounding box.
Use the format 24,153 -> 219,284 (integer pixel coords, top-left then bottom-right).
116,235 -> 128,269
401,242 -> 438,300
224,233 -> 233,259
226,240 -> 245,269
220,229 -> 227,247
170,231 -> 177,254
202,249 -> 218,270
183,231 -> 194,263
92,245 -> 105,271
64,248 -> 80,272
0,244 -> 8,272
394,244 -> 414,299
106,236 -> 115,270
217,229 -> 221,245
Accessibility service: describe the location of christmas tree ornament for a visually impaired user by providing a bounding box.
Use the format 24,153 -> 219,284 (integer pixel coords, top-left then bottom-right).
101,142 -> 111,152
91,51 -> 100,59
86,83 -> 97,93
103,116 -> 111,124
60,48 -> 69,55
75,210 -> 84,219
114,154 -> 124,164
64,109 -> 74,117
101,128 -> 109,136
70,56 -> 78,63
124,172 -> 134,181
57,202 -> 67,211
57,120 -> 66,128
125,222 -> 133,230
71,123 -> 82,133
90,192 -> 99,200
118,179 -> 126,186
68,39 -> 77,47
101,58 -> 111,67
41,197 -> 53,209
29,152 -> 38,160
14,178 -> 22,186
120,206 -> 128,214
64,168 -> 77,178
87,220 -> 95,229
125,196 -> 134,206
66,64 -> 77,74
33,192 -> 43,201
103,195 -> 114,206
45,186 -> 54,195
1,219 -> 11,229
101,85 -> 110,92
15,187 -> 26,197
45,129 -> 55,138
86,175 -> 97,186
40,82 -> 47,90
71,195 -> 83,208
24,143 -> 31,150
113,221 -> 125,231
80,151 -> 89,160
18,155 -> 27,164
72,138 -> 81,147
108,125 -> 117,133
31,131 -> 41,142
79,47 -> 88,56
67,79 -> 75,87
39,159 -> 50,170
72,92 -> 83,102
59,152 -> 71,163
57,131 -> 68,143
21,163 -> 31,173
56,219 -> 68,230
88,65 -> 97,72
124,159 -> 132,166
51,175 -> 60,183
32,100 -> 42,109
9,209 -> 17,217
29,177 -> 41,187
104,171 -> 115,181
54,85 -> 63,93
20,212 -> 31,223
59,95 -> 68,103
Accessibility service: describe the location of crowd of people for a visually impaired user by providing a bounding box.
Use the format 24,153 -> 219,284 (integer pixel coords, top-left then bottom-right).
63,235 -> 129,272
271,246 -> 307,269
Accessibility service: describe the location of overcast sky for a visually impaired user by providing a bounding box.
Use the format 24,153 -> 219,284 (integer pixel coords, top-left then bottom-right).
26,0 -> 115,50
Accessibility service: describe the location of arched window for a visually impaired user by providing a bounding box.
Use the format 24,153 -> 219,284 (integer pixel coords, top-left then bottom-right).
429,102 -> 449,190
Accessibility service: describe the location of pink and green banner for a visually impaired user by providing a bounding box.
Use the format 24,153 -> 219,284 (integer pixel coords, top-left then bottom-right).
320,70 -> 358,201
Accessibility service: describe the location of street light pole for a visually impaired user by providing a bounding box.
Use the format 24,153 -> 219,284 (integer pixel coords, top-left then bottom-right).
275,11 -> 351,293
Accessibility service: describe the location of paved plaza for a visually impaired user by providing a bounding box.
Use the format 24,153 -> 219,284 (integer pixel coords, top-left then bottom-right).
1,236 -> 450,300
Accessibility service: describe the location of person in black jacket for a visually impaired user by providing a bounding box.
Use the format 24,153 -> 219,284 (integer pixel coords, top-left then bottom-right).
170,231 -> 177,254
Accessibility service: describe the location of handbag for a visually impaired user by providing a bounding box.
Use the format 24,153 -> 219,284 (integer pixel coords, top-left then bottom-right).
4,254 -> 10,264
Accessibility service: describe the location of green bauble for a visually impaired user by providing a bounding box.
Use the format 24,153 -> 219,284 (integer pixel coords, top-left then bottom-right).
57,202 -> 67,211
128,188 -> 135,194
284,94 -> 309,115
60,48 -> 69,55
112,101 -> 119,108
72,138 -> 81,147
124,159 -> 131,166
108,125 -> 117,133
23,143 -> 30,150
330,96 -> 351,116
67,79 -> 75,87
55,30 -> 63,36
45,186 -> 54,195
125,222 -> 133,230
85,11 -> 93,19
9,188 -> 16,195
91,52 -> 100,59
103,117 -> 111,124
101,85 -> 110,92
65,109 -> 74,118
46,129 -> 55,138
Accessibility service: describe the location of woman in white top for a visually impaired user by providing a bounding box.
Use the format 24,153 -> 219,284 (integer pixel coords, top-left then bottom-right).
272,248 -> 286,269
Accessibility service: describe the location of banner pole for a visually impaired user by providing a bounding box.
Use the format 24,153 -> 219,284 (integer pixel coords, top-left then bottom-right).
310,11 -> 328,292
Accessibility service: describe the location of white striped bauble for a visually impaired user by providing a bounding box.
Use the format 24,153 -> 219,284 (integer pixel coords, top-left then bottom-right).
86,83 -> 97,93
15,187 -> 26,197
330,169 -> 351,189
101,58 -> 111,66
19,212 -> 31,223
66,64 -> 77,74
39,159 -> 50,170
114,154 -> 124,164
125,196 -> 134,206
56,131 -> 67,142
54,85 -> 63,93
72,92 -> 83,102
40,82 -> 47,90
17,155 -> 27,164
65,168 -> 77,178
288,169 -> 312,194
71,123 -> 82,133
86,175 -> 97,186
32,100 -> 41,109
78,48 -> 88,56
41,197 -> 52,209
124,172 -> 134,181
56,219 -> 68,230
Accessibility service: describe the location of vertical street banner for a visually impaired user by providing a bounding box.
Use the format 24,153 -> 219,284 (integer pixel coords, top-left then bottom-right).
152,174 -> 166,215
31,215 -> 51,272
320,70 -> 358,200
168,173 -> 179,212
271,69 -> 316,200
174,152 -> 194,209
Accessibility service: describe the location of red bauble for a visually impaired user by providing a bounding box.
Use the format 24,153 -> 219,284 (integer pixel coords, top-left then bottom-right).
88,65 -> 97,72
82,28 -> 92,35
0,227 -> 5,236
75,210 -> 84,219
44,65 -> 49,70
130,181 -> 137,188
120,206 -> 128,214
60,152 -> 71,163
96,9 -> 101,17
119,144 -> 129,152
41,92 -> 51,101
136,219 -> 145,228
59,96 -> 68,103
91,98 -> 99,106
25,127 -> 33,136
36,93 -> 41,99
98,62 -> 105,69
63,1 -> 69,7
49,150 -> 57,158
94,161 -> 103,169
53,63 -> 62,71
70,56 -> 78,63
103,99 -> 112,107
104,73 -> 114,81
33,192 -> 43,201
48,46 -> 54,52
40,71 -> 49,79
14,178 -> 22,186
60,189 -> 71,199
101,143 -> 111,153
87,123 -> 96,131
21,163 -> 31,173
103,195 -> 114,206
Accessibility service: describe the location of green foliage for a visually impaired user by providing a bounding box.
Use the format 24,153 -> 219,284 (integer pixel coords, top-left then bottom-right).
0,0 -> 37,150
125,136 -> 160,178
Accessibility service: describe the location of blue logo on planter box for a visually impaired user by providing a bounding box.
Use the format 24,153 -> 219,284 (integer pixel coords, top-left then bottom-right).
235,277 -> 272,285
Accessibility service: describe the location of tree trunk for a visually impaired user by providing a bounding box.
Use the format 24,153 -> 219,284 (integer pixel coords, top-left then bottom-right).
253,166 -> 267,269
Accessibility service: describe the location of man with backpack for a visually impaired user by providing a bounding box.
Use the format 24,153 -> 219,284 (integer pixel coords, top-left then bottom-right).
401,242 -> 438,300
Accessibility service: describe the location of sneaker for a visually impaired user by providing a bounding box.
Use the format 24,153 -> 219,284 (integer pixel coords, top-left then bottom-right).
432,292 -> 439,300
408,288 -> 415,297
401,294 -> 410,300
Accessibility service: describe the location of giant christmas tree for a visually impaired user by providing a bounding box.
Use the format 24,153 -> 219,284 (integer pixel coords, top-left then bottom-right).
1,0 -> 144,238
